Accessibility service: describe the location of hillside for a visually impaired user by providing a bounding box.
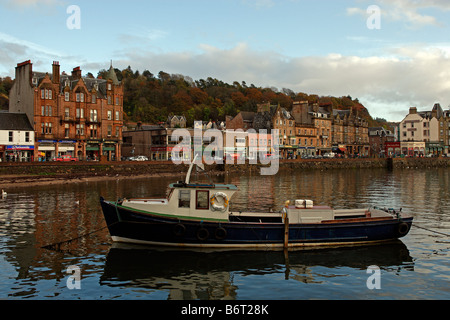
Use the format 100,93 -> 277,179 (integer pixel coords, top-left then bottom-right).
98,66 -> 387,128
0,68 -> 387,128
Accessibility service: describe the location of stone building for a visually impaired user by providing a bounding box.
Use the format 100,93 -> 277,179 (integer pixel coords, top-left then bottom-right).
332,109 -> 369,156
368,127 -> 395,157
399,104 -> 449,156
9,60 -> 123,161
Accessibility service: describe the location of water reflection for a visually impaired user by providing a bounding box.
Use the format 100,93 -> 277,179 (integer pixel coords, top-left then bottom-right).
1,168 -> 449,299
101,241 -> 413,300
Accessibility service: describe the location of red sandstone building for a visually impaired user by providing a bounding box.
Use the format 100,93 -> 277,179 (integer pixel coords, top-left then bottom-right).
9,60 -> 123,161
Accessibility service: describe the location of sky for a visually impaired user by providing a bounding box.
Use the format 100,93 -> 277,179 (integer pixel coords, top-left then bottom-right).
1,0 -> 450,122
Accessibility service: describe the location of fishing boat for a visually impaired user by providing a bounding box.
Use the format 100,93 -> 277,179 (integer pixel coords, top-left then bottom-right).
100,161 -> 413,249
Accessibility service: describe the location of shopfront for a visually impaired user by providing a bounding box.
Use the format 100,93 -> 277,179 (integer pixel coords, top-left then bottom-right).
57,140 -> 76,157
385,142 -> 401,158
5,145 -> 34,162
38,140 -> 56,161
86,139 -> 101,161
426,142 -> 444,156
103,141 -> 117,161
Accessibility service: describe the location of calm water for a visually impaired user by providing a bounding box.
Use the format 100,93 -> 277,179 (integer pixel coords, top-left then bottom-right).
1,168 -> 449,300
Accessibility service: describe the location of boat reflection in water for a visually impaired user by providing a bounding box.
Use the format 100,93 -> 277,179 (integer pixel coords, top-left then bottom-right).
100,241 -> 413,300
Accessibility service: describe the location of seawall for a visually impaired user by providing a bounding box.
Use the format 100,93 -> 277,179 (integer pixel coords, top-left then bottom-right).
0,158 -> 449,188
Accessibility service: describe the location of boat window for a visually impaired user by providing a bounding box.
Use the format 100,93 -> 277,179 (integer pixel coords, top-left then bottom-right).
196,190 -> 209,210
178,190 -> 190,208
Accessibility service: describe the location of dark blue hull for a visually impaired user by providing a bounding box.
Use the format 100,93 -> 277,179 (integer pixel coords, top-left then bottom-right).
100,198 -> 413,249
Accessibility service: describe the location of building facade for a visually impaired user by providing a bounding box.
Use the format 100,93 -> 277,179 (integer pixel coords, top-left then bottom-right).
368,127 -> 395,157
9,60 -> 123,161
0,112 -> 35,162
398,105 -> 450,156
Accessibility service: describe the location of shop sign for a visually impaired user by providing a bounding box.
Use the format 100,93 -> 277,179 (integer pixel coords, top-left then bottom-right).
38,140 -> 56,143
6,145 -> 35,151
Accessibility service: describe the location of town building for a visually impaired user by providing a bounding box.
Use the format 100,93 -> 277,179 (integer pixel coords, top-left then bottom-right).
331,109 -> 369,156
9,60 -> 124,161
167,115 -> 187,128
273,105 -> 296,159
368,127 -> 395,157
0,112 -> 35,162
291,101 -> 332,156
122,124 -> 167,160
398,105 -> 450,156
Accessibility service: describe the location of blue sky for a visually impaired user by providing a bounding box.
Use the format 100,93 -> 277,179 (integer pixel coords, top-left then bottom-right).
1,0 -> 450,121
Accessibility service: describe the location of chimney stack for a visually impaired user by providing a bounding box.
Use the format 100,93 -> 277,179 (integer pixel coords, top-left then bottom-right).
409,107 -> 417,115
72,66 -> 82,80
52,61 -> 60,84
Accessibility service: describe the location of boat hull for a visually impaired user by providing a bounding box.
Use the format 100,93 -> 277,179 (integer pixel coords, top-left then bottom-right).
100,198 -> 413,249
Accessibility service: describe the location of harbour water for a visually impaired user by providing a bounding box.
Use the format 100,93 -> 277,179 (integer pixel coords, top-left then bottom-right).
1,168 -> 449,300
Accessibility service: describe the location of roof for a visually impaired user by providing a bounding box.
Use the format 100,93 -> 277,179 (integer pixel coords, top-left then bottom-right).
106,66 -> 120,85
0,112 -> 34,131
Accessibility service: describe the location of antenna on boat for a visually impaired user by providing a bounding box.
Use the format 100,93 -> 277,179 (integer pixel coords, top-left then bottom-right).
185,154 -> 204,184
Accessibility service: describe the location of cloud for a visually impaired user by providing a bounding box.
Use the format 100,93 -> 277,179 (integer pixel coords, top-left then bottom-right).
109,42 -> 450,121
347,0 -> 450,28
1,0 -> 64,8
242,0 -> 275,9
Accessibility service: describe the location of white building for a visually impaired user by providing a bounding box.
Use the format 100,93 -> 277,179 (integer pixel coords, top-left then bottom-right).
399,105 -> 447,156
0,112 -> 35,162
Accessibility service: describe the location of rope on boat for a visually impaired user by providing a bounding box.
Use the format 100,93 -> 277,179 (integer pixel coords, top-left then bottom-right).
413,224 -> 450,237
41,222 -> 118,252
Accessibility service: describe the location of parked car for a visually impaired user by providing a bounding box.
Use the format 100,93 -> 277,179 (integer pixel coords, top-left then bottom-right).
226,153 -> 241,161
133,155 -> 149,161
53,155 -> 78,162
323,152 -> 336,158
263,153 -> 280,160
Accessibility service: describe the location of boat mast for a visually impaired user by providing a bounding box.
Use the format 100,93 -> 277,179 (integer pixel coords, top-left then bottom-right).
185,154 -> 204,184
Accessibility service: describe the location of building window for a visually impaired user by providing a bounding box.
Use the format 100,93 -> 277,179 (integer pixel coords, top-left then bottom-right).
65,124 -> 70,138
76,93 -> 80,102
90,110 -> 98,122
107,96 -> 112,105
65,107 -> 70,119
76,124 -> 85,136
92,95 -> 96,104
115,111 -> 120,121
115,126 -> 120,137
65,92 -> 70,102
8,131 -> 13,142
107,125 -> 112,137
41,106 -> 45,116
48,106 -> 52,117
90,124 -> 97,138
25,132 -> 30,142
41,89 -> 45,99
80,93 -> 84,102
43,122 -> 52,134
48,90 -> 52,100
107,110 -> 112,120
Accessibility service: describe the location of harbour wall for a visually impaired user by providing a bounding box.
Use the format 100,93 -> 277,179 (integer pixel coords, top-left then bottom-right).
0,157 -> 449,179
